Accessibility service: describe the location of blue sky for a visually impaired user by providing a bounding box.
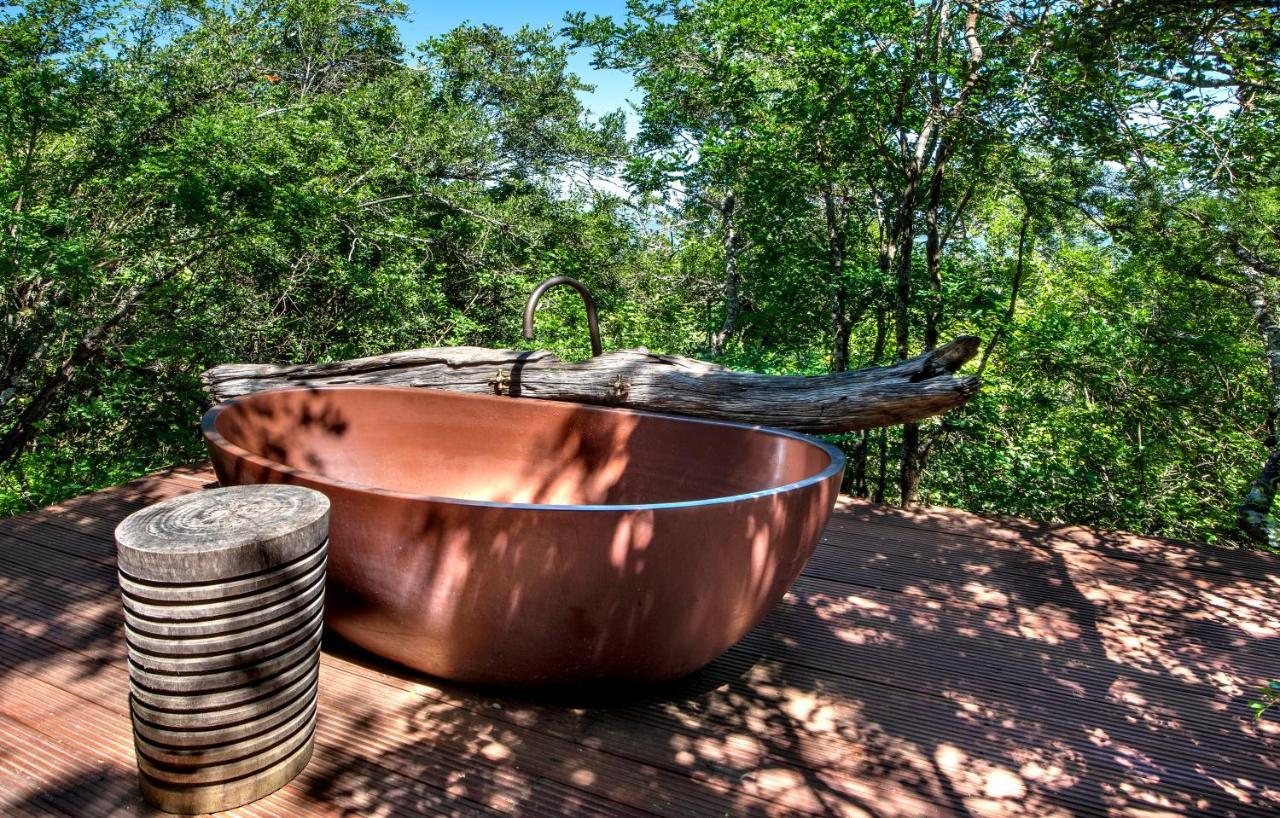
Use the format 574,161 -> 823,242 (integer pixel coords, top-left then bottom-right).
396,0 -> 637,118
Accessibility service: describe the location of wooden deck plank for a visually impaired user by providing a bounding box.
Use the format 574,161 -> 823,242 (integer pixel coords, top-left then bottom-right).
834,500 -> 1280,577
0,466 -> 1276,817
0,476 -> 1274,818
0,531 -> 849,814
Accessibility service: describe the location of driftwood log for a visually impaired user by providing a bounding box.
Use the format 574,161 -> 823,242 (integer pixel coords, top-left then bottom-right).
202,335 -> 981,434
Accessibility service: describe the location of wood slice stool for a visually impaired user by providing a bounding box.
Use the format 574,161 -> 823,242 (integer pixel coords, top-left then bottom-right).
115,484 -> 329,814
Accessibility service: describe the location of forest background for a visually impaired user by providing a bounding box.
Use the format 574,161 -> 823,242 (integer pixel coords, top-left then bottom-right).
3,0 -> 1279,549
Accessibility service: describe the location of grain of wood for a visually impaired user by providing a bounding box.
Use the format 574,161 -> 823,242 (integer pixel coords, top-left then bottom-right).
130,680 -> 319,746
122,568 -> 325,637
134,699 -> 318,767
123,588 -> 324,654
110,484 -> 329,814
134,719 -> 314,785
137,735 -> 314,815
114,485 -> 328,583
129,654 -> 319,712
126,622 -> 323,690
119,549 -> 326,613
202,337 -> 981,432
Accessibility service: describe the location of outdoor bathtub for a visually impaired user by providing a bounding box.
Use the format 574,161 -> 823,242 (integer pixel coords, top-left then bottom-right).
202,386 -> 844,685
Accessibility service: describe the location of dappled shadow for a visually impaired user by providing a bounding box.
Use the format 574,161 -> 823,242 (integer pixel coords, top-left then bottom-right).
299,630 -> 954,816
1,436 -> 1278,814
813,500 -> 1280,815
206,384 -> 834,685
295,524 -> 1279,816
1,767 -> 158,816
0,471 -> 202,689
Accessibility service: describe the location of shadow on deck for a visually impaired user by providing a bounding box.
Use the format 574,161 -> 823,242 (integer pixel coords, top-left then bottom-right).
0,466 -> 1275,817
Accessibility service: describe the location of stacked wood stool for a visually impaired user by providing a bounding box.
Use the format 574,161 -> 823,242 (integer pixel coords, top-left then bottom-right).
115,484 -> 329,814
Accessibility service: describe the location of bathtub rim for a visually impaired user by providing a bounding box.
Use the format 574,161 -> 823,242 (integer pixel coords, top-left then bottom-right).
201,384 -> 846,513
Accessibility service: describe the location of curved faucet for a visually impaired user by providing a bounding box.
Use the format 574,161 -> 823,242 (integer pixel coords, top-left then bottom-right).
523,276 -> 603,357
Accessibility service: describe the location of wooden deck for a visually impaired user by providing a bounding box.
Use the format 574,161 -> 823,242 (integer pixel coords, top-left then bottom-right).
0,465 -> 1277,817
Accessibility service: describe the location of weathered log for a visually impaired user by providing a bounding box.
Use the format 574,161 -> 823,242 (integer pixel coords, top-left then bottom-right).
202,335 -> 981,433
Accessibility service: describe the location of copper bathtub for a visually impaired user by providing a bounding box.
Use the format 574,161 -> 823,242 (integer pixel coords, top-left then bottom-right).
202,386 -> 844,686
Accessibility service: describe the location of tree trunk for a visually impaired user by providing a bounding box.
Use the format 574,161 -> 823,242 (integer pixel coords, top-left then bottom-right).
1237,267 -> 1280,542
710,191 -> 741,357
874,427 -> 888,503
892,211 -> 917,362
830,304 -> 852,375
899,423 -> 922,504
923,141 -> 950,352
893,198 -> 920,503
852,305 -> 889,498
204,336 -> 981,435
825,185 -> 851,373
851,431 -> 869,497
899,143 -> 954,506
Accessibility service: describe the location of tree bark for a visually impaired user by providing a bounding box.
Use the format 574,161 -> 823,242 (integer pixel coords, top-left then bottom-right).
923,141 -> 951,352
874,427 -> 888,503
899,142 -> 954,505
825,185 -> 851,373
892,198 -> 918,362
1237,267 -> 1280,542
899,422 -> 921,503
893,192 -> 920,502
851,431 -> 869,496
852,305 -> 890,497
204,336 -> 981,435
710,191 -> 742,357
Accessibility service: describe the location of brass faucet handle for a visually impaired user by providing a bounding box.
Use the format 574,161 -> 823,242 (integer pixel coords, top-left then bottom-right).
611,374 -> 631,401
488,368 -> 512,396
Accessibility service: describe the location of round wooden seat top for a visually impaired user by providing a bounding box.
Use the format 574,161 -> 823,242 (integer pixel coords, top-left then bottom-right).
115,485 -> 329,583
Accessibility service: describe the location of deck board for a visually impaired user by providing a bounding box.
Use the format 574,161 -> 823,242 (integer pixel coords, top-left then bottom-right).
0,466 -> 1276,817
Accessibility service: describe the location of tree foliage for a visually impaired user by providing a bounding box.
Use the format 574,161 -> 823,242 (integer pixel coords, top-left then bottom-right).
2,0 -> 1278,548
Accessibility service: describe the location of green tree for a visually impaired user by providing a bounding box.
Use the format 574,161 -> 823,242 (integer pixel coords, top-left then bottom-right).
1040,0 -> 1280,542
0,0 -> 636,512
